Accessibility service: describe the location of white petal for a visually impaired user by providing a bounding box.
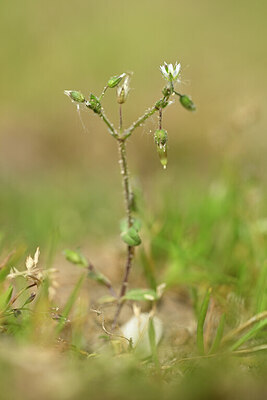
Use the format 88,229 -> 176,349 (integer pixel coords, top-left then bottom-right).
174,63 -> 181,77
121,313 -> 163,352
26,256 -> 34,271
33,247 -> 40,265
168,63 -> 174,76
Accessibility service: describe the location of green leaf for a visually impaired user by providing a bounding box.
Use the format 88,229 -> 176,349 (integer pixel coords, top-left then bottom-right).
0,285 -> 13,311
148,317 -> 160,368
63,249 -> 88,268
0,265 -> 11,283
86,94 -> 101,114
88,268 -> 111,287
197,288 -> 211,355
209,313 -> 225,354
97,295 -> 116,304
121,226 -> 141,247
123,288 -> 158,301
230,318 -> 267,351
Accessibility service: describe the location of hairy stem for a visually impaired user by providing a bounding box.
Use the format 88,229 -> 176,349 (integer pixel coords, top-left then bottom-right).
100,111 -> 118,139
123,105 -> 158,139
123,89 -> 172,139
112,138 -> 134,328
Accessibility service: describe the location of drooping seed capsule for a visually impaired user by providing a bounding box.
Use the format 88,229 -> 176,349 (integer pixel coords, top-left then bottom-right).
64,90 -> 85,103
154,129 -> 168,169
179,95 -> 196,111
107,73 -> 126,88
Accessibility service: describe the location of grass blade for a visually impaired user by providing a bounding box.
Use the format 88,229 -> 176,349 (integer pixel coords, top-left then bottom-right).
230,318 -> 267,351
197,288 -> 212,355
56,274 -> 85,334
148,317 -> 160,369
209,313 -> 225,354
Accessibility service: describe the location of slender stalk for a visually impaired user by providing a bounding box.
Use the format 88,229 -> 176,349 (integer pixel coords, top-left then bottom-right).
158,108 -> 162,129
123,89 -> 172,140
112,137 -> 134,328
100,111 -> 118,139
123,105 -> 158,139
119,104 -> 123,133
99,86 -> 108,100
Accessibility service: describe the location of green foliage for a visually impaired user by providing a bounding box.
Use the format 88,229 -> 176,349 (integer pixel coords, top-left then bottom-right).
121,226 -> 142,246
209,313 -> 226,354
148,317 -> 160,368
0,285 -> 13,312
86,94 -> 102,114
197,288 -> 211,355
122,288 -> 158,301
64,249 -> 88,267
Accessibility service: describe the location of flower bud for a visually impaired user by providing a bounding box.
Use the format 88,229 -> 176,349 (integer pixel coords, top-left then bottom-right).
117,75 -> 130,104
86,94 -> 102,114
154,129 -> 168,169
179,95 -> 196,111
107,73 -> 126,88
64,90 -> 85,103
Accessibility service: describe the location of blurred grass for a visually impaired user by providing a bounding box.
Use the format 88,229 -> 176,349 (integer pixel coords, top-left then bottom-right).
0,0 -> 267,177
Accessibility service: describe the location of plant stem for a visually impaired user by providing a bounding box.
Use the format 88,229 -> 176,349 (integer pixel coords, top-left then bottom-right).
123,91 -> 172,140
119,104 -> 123,133
100,111 -> 118,139
112,138 -> 134,328
123,105 -> 158,139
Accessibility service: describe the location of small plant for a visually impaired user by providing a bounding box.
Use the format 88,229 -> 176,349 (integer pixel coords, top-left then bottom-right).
64,62 -> 196,328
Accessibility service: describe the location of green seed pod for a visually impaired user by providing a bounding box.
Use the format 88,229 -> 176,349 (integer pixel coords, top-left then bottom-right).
179,95 -> 196,111
86,94 -> 102,114
154,129 -> 168,169
64,90 -> 85,103
107,73 -> 125,88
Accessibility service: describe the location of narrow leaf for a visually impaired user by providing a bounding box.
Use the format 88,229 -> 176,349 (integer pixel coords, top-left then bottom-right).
123,288 -> 158,302
148,317 -> 160,368
56,274 -> 85,334
197,288 -> 211,355
209,313 -> 225,354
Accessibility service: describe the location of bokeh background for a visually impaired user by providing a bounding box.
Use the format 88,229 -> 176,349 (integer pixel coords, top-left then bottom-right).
0,0 -> 266,252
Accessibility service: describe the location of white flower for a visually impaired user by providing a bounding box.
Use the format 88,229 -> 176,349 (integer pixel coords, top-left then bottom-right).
160,62 -> 181,82
121,312 -> 163,355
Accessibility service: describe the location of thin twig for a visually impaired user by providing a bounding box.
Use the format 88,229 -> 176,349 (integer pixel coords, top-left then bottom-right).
112,139 -> 134,328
